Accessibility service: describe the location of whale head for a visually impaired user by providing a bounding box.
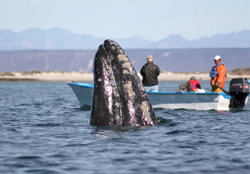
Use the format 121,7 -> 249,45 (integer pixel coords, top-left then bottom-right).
90,39 -> 157,127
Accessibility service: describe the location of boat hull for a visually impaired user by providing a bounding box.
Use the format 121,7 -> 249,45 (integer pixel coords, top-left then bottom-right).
147,92 -> 230,110
68,83 -> 93,106
67,82 -> 248,111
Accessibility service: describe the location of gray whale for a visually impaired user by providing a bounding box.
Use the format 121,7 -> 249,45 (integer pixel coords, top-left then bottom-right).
90,39 -> 157,127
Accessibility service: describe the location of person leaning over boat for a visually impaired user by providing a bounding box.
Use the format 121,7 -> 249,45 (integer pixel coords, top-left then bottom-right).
209,55 -> 227,92
140,55 -> 160,92
176,76 -> 201,92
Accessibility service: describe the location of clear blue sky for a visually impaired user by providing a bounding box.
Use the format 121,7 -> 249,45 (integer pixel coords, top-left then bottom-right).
1,0 -> 249,41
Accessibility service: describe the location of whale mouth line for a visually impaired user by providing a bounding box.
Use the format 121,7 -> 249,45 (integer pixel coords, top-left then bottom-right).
90,39 -> 157,127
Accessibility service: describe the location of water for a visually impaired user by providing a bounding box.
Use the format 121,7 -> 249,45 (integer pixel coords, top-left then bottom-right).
0,81 -> 250,174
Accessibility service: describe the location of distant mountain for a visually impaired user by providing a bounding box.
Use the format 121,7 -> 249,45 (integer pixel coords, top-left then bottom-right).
157,35 -> 191,48
0,28 -> 249,50
1,48 -> 249,73
192,30 -> 250,48
115,36 -> 155,49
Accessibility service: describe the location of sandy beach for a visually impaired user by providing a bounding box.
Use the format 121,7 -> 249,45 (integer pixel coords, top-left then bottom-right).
1,71 -> 250,82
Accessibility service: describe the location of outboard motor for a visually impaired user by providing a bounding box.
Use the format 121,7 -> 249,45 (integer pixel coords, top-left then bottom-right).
229,78 -> 249,109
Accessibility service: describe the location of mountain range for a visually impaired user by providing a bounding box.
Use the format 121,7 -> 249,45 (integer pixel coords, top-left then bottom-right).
0,28 -> 249,73
1,48 -> 249,73
0,28 -> 249,50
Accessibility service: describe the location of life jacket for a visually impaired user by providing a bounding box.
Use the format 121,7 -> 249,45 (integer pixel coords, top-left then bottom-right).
189,80 -> 201,91
210,62 -> 227,89
209,63 -> 224,78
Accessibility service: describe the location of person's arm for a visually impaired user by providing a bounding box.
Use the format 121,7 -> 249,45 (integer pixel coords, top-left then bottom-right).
140,66 -> 144,76
197,81 -> 201,89
156,65 -> 160,76
179,81 -> 189,91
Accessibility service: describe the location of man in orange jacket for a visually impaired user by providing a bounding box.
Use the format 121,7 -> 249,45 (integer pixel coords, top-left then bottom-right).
209,55 -> 227,92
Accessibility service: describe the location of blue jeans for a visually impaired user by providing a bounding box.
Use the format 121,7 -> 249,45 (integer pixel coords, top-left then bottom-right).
144,85 -> 158,92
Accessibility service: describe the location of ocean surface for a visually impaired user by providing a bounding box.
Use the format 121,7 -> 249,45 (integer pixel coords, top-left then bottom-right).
0,81 -> 250,174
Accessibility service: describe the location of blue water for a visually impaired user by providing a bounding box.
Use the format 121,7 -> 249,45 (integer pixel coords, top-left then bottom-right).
0,81 -> 250,174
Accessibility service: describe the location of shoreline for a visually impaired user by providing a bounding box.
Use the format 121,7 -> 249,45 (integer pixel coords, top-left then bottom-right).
1,71 -> 250,82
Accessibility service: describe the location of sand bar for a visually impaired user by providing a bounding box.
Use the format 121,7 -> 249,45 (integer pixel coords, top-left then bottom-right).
1,71 -> 250,82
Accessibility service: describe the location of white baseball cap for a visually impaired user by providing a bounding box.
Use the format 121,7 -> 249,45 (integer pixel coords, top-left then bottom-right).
214,55 -> 221,60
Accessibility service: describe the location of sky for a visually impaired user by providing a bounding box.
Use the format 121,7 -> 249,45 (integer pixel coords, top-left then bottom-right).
0,0 -> 249,41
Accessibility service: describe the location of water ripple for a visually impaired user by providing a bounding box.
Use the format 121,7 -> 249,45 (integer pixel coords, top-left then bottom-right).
0,82 -> 250,174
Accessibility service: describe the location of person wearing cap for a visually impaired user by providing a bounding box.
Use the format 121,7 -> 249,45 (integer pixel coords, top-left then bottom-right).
140,55 -> 160,92
176,76 -> 201,92
209,55 -> 227,92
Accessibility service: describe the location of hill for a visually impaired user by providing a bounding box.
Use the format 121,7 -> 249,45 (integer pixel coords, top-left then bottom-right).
0,48 -> 249,73
0,28 -> 249,50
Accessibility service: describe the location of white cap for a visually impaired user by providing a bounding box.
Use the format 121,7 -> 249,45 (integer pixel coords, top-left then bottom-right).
214,55 -> 221,60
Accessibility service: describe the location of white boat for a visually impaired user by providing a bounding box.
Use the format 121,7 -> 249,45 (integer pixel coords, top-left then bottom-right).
67,81 -> 249,111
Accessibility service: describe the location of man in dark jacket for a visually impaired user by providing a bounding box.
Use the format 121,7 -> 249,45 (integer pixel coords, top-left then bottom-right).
140,55 -> 160,92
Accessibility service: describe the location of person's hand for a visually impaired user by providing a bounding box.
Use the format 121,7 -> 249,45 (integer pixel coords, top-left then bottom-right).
176,89 -> 182,92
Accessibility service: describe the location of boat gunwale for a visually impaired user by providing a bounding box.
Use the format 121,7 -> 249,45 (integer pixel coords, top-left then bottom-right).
67,82 -> 231,97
